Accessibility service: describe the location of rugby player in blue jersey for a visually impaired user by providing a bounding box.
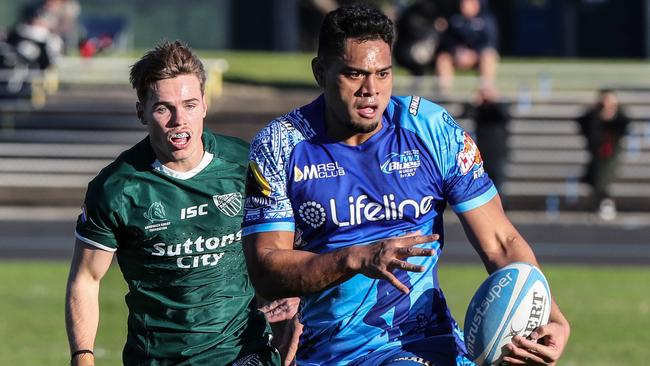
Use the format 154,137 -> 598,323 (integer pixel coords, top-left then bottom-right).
242,4 -> 569,366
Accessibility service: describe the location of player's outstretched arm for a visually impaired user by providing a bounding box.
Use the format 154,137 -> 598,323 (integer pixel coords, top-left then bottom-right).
65,239 -> 114,366
458,194 -> 570,365
242,231 -> 437,300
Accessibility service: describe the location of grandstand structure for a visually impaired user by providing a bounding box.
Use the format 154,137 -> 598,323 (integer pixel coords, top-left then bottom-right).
0,59 -> 649,216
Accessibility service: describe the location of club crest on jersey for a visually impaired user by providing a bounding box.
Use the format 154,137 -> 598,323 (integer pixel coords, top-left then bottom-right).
456,132 -> 483,175
144,201 -> 167,223
213,192 -> 242,217
144,201 -> 171,232
293,162 -> 345,182
381,150 -> 421,177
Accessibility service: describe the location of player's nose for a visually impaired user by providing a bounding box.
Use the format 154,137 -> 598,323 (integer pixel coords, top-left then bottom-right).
359,75 -> 378,97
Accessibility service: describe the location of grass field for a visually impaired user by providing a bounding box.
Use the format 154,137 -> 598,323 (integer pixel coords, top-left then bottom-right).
130,50 -> 650,92
1,261 -> 648,365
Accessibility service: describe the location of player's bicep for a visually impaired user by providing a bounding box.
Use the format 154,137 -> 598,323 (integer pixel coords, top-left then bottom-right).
68,239 -> 115,283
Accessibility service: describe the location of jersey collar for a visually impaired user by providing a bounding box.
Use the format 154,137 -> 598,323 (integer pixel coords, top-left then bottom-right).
152,152 -> 214,180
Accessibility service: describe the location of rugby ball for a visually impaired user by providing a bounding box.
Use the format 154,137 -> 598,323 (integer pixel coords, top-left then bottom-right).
463,262 -> 551,366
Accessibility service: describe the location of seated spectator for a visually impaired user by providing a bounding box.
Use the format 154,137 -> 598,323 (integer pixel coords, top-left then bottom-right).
6,3 -> 63,70
435,0 -> 498,93
394,0 -> 444,76
40,0 -> 81,54
577,89 -> 630,220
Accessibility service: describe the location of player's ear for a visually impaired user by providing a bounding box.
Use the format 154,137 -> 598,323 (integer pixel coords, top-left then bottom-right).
312,57 -> 325,88
136,101 -> 146,125
202,94 -> 208,118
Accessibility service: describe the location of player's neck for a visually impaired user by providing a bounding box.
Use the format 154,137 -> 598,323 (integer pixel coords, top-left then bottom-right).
325,114 -> 382,146
158,148 -> 206,173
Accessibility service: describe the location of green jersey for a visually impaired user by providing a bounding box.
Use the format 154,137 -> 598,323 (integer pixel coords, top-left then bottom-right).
76,130 -> 278,365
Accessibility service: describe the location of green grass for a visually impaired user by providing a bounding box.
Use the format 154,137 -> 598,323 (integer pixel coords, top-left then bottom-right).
206,51 -> 317,86
73,50 -> 650,94
0,261 -> 128,365
195,51 -> 650,91
1,261 -> 648,365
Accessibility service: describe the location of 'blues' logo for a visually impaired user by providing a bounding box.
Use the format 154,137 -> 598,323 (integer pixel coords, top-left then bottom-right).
380,150 -> 421,178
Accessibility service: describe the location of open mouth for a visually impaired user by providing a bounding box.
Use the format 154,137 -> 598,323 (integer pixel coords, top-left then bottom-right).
170,132 -> 190,148
356,105 -> 377,119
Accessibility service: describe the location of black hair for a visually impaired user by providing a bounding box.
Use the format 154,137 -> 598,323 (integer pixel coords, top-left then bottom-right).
317,3 -> 394,63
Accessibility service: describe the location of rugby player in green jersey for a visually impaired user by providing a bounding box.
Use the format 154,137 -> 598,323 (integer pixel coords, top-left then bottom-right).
65,41 -> 281,366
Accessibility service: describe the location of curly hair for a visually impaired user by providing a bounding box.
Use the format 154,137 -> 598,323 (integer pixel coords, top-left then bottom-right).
317,3 -> 394,63
129,40 -> 206,102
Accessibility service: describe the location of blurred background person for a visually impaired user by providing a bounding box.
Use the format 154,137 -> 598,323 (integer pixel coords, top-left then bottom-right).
393,0 -> 446,77
39,0 -> 81,54
577,89 -> 630,220
299,0 -> 339,50
435,0 -> 498,93
464,86 -> 510,197
5,2 -> 63,70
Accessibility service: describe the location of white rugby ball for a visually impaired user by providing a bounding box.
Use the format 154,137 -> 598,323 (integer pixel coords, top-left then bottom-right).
463,262 -> 551,366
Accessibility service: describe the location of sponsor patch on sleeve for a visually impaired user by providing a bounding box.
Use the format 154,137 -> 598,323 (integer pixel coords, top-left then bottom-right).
246,161 -> 271,198
456,132 -> 484,175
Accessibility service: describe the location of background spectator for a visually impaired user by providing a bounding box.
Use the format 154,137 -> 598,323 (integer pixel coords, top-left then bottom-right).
6,2 -> 63,70
435,0 -> 498,93
464,86 -> 510,195
577,89 -> 630,220
393,0 -> 444,76
40,0 -> 81,54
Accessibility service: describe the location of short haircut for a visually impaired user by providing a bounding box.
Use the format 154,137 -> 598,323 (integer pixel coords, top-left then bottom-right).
129,40 -> 206,102
317,3 -> 394,64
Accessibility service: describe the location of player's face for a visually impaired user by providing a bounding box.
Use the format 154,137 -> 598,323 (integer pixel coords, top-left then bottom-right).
138,74 -> 207,171
317,38 -> 392,143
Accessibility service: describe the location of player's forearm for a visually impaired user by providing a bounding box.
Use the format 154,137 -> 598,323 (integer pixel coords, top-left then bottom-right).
479,234 -> 539,274
65,278 -> 100,358
549,298 -> 570,332
247,246 -> 357,300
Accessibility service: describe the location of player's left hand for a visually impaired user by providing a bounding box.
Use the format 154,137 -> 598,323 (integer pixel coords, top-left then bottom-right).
259,297 -> 300,323
501,321 -> 569,365
276,313 -> 303,366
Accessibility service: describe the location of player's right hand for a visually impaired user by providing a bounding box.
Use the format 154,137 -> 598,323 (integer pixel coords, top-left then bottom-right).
349,233 -> 438,294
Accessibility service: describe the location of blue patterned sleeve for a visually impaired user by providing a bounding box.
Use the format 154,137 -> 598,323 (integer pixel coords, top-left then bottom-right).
242,118 -> 301,235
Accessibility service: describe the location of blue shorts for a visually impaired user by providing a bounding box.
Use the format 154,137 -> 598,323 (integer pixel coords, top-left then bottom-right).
347,344 -> 475,366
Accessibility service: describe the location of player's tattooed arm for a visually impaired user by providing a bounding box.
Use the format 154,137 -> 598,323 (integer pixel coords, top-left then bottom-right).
243,231 -> 437,299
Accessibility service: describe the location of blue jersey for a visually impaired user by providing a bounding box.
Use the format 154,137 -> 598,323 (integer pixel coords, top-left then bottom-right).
243,95 -> 496,365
